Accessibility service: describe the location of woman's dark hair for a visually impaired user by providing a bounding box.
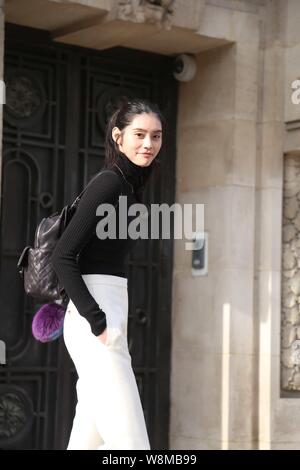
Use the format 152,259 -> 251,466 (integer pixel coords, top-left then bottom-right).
104,97 -> 165,185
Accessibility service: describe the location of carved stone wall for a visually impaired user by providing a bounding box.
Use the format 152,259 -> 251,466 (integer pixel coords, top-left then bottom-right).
281,155 -> 300,391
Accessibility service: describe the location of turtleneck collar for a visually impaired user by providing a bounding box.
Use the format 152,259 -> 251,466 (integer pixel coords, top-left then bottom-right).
113,152 -> 152,193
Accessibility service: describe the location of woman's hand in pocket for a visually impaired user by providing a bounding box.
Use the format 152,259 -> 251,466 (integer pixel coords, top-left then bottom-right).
97,328 -> 107,345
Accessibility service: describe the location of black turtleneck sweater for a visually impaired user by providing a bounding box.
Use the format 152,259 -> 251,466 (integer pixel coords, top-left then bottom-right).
51,153 -> 151,336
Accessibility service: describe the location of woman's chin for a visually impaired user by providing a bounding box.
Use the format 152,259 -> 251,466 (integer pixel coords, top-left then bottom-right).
135,159 -> 151,167
140,156 -> 155,166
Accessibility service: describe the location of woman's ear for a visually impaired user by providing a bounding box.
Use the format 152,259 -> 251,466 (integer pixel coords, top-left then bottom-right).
112,126 -> 121,144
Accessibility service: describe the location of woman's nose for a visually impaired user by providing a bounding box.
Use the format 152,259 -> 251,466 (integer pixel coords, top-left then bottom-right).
143,135 -> 152,149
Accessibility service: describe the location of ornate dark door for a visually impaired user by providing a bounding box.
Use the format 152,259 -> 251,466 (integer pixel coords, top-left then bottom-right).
0,24 -> 177,450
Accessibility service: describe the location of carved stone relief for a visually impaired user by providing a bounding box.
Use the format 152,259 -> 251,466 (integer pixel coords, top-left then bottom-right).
117,0 -> 175,30
281,155 -> 300,391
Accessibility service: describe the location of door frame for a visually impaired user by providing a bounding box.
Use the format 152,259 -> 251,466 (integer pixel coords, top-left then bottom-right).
2,22 -> 178,450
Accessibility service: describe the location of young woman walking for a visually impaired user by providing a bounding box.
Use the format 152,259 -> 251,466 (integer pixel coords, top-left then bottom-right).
51,98 -> 164,450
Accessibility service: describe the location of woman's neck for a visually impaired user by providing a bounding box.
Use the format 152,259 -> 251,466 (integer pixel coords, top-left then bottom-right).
113,152 -> 152,192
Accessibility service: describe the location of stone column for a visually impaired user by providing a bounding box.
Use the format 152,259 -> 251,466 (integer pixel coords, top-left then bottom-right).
170,5 -> 260,449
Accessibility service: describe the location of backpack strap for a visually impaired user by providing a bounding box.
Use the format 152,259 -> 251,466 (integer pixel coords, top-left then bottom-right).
70,169 -> 122,209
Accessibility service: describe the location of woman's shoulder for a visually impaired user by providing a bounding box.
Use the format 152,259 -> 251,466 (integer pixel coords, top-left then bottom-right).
84,168 -> 122,197
90,168 -> 120,184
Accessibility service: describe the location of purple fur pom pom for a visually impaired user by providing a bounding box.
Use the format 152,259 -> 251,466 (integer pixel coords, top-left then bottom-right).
32,303 -> 65,343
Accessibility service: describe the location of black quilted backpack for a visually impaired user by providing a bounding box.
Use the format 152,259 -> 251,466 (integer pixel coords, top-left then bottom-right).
17,169 -> 115,304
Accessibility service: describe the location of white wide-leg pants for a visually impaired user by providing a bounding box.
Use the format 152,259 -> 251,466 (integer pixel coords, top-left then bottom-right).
63,274 -> 150,450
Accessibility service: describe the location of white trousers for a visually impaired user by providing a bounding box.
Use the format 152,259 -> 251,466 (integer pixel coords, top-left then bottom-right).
63,274 -> 150,450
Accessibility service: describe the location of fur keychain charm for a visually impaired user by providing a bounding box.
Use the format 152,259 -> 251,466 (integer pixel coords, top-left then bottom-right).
32,302 -> 66,343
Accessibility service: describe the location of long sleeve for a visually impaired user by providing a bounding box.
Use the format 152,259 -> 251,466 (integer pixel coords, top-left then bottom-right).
51,170 -> 122,336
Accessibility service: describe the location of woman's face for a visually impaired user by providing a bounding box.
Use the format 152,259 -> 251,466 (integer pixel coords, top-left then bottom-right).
112,112 -> 162,167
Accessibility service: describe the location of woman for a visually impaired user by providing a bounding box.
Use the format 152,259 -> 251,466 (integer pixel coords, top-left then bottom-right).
51,98 -> 164,450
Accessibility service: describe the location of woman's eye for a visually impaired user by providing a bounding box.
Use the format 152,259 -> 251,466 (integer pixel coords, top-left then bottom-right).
135,133 -> 161,139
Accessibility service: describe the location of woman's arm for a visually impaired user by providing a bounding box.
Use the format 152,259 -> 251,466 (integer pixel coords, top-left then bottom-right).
51,171 -> 122,336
